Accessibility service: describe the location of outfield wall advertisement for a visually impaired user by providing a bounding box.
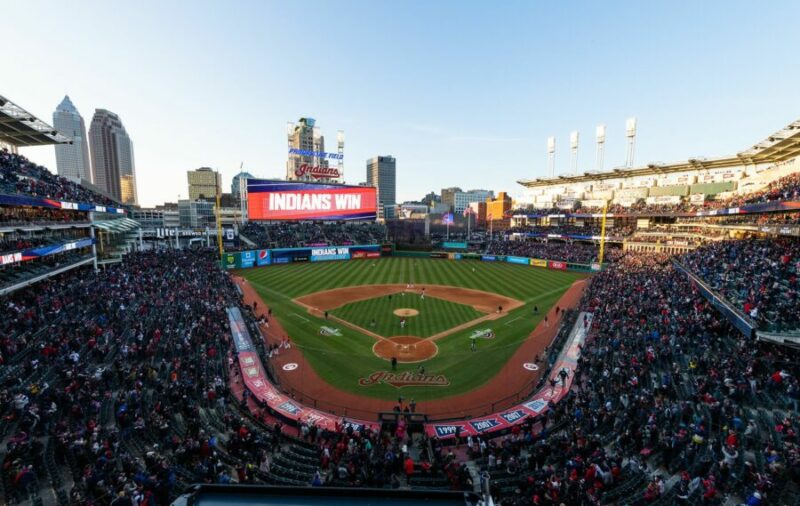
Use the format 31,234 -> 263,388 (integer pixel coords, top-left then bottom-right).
224,245 -> 602,272
246,179 -> 377,221
224,244 -> 380,269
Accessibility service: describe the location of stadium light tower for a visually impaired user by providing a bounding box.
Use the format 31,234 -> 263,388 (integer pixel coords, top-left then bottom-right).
569,131 -> 579,174
547,136 -> 556,177
337,130 -> 345,182
625,117 -> 637,168
595,124 -> 606,171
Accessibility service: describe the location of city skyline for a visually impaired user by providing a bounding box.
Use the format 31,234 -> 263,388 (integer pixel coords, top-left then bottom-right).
3,0 -> 800,207
89,108 -> 138,204
53,95 -> 92,182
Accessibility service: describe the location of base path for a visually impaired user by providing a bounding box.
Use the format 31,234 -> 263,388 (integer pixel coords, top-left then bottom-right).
294,284 -> 523,347
232,275 -> 587,421
295,284 -> 522,315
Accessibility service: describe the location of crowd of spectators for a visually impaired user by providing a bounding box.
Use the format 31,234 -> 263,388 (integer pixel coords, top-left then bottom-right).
238,222 -> 386,249
680,238 -> 800,333
0,149 -> 118,207
505,224 -> 634,238
741,173 -> 800,206
0,230 -> 91,256
0,206 -> 91,227
2,237 -> 800,504
484,239 -> 624,264
487,253 -> 800,504
518,171 -> 800,218
1,248 -> 467,505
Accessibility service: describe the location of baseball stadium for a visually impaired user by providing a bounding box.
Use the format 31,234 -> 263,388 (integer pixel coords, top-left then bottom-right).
6,90 -> 800,505
2,6 -> 800,504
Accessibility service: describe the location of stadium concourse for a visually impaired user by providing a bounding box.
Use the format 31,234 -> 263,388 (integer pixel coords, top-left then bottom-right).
1,156 -> 800,506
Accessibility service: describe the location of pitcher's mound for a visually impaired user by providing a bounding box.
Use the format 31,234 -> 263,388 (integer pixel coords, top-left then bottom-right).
373,336 -> 437,363
393,308 -> 419,317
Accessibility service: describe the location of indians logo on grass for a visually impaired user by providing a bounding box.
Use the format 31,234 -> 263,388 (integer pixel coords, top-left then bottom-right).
358,371 -> 450,388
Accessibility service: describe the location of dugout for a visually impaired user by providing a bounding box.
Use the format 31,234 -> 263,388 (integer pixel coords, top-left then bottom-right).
171,484 -> 481,506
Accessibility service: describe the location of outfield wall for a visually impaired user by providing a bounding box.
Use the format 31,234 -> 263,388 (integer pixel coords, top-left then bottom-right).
222,244 -> 383,269
225,245 -> 603,272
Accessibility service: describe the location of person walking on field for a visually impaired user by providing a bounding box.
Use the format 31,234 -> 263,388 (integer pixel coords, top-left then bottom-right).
470,337 -> 477,352
420,287 -> 425,300
391,357 -> 397,371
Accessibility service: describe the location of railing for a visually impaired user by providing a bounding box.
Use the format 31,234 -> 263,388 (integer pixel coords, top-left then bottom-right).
671,259 -> 756,338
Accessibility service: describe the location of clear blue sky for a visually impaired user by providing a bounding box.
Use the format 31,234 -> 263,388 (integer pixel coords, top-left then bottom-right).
3,0 -> 800,207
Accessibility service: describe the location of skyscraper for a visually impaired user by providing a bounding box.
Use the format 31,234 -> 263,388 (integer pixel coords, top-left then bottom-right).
53,95 -> 92,181
187,167 -> 222,201
89,109 -> 137,204
286,118 -> 344,182
366,156 -> 396,219
231,170 -> 254,200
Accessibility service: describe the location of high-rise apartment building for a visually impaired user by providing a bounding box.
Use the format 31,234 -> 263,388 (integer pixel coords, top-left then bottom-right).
89,109 -> 137,204
231,171 -> 254,200
453,189 -> 494,215
286,118 -> 344,182
366,156 -> 396,219
440,187 -> 462,211
53,95 -> 92,181
187,167 -> 222,201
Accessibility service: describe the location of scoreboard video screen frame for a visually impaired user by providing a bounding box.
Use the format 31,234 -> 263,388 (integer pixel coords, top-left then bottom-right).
246,179 -> 377,221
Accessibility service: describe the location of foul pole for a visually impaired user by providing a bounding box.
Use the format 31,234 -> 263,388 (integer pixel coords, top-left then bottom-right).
598,201 -> 608,264
216,171 -> 223,261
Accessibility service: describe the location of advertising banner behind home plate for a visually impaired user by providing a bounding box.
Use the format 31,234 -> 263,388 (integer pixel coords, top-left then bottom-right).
425,312 -> 592,439
247,179 -> 377,221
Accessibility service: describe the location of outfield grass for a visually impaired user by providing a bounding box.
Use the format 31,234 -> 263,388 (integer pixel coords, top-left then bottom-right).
331,293 -> 484,338
239,258 -> 584,403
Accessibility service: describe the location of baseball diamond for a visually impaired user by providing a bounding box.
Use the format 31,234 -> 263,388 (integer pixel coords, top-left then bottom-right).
236,257 -> 585,417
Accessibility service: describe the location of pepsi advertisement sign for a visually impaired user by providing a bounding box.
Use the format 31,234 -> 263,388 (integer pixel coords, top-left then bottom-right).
256,249 -> 271,266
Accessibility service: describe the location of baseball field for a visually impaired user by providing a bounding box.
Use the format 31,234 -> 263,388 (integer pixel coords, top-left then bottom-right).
237,257 -> 585,415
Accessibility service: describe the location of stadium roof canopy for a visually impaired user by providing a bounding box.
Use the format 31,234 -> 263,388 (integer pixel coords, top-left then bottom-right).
0,95 -> 72,147
518,118 -> 800,188
93,218 -> 140,232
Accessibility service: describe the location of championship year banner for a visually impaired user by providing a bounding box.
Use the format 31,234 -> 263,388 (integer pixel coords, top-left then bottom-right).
247,179 -> 377,221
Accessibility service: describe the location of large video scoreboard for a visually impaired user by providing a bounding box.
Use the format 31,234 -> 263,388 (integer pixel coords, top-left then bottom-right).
246,179 -> 377,221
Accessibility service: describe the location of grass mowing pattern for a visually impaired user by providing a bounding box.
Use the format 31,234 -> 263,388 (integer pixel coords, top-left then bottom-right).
239,258 -> 585,404
331,293 -> 484,338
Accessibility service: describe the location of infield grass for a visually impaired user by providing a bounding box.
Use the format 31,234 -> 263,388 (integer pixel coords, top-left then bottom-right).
238,257 -> 585,407
331,294 -> 484,338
